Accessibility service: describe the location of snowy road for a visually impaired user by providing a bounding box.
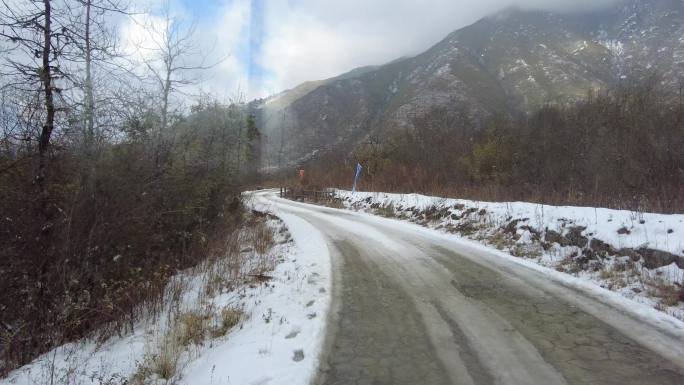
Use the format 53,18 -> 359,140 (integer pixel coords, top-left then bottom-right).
253,191 -> 684,385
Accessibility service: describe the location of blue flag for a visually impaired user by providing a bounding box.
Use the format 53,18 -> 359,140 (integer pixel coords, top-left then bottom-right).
352,163 -> 363,193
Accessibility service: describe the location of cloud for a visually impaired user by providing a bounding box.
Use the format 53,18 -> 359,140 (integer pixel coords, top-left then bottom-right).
120,0 -> 623,100
118,0 -> 252,102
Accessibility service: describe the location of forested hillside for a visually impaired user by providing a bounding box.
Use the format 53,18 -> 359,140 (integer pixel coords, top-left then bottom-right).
255,0 -> 684,171
254,1 -> 684,213
302,77 -> 684,213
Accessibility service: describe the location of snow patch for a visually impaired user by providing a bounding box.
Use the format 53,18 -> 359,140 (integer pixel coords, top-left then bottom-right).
330,189 -> 684,320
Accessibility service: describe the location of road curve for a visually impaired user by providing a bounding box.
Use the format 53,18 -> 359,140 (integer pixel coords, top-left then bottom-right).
253,191 -> 684,385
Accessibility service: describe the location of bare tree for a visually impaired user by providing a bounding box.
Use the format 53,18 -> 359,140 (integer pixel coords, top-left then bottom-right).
0,0 -> 75,220
135,2 -> 222,163
0,1 -> 254,374
65,0 -> 129,191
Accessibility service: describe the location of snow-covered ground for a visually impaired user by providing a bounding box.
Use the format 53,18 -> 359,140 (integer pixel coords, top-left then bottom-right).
329,189 -> 684,320
5,188 -> 683,384
1,206 -> 331,385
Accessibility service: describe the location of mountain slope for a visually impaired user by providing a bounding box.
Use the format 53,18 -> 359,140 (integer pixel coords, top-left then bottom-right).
253,0 -> 684,167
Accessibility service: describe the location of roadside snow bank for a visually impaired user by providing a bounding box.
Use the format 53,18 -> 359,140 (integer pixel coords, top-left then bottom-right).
331,190 -> 684,320
184,198 -> 332,385
2,206 -> 331,385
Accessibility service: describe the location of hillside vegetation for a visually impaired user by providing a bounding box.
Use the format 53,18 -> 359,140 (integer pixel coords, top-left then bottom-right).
304,77 -> 684,213
0,1 -> 262,374
255,0 -> 684,168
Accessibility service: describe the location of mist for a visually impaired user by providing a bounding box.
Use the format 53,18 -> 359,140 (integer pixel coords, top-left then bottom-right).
253,0 -> 623,96
123,0 -> 626,99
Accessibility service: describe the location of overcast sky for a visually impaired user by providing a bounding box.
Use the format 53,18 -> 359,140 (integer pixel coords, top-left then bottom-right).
123,0 -> 621,101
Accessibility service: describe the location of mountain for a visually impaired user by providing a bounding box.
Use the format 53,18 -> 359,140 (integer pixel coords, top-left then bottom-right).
252,0 -> 684,168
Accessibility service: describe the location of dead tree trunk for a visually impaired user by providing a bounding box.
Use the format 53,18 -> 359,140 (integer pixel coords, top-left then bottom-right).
82,0 -> 97,194
37,0 -> 56,222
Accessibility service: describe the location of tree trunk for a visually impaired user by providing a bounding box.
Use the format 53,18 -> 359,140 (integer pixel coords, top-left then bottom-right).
236,118 -> 242,177
38,0 -> 55,222
33,0 -> 57,357
161,75 -> 170,135
156,68 -> 171,168
83,0 -> 96,194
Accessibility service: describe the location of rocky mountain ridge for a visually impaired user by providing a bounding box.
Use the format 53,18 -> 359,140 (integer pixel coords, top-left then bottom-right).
253,0 -> 684,168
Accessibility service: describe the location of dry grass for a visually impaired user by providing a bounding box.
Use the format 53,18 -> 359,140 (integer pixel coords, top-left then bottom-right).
150,344 -> 180,381
132,328 -> 184,384
133,310 -> 208,383
323,198 -> 346,209
657,284 -> 682,307
133,304 -> 242,383
133,307 -> 242,382
556,253 -> 581,274
487,231 -> 513,251
245,219 -> 277,276
211,307 -> 244,338
250,221 -> 275,255
130,212 -> 280,385
599,269 -> 617,280
455,220 -> 480,236
176,310 -> 211,347
511,244 -> 543,259
203,232 -> 242,297
374,203 -> 396,218
14,210 -> 280,385
641,275 -> 682,307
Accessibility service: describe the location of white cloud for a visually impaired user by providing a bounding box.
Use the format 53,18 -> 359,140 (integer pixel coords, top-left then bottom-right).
193,0 -> 253,100
120,0 -> 622,100
118,0 -> 252,102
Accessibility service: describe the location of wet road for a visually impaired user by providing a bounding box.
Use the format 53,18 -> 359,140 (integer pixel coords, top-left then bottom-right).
255,192 -> 684,385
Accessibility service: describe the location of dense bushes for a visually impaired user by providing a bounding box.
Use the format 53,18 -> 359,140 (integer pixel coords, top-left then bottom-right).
0,0 -> 265,374
0,102 -> 256,374
305,77 -> 684,213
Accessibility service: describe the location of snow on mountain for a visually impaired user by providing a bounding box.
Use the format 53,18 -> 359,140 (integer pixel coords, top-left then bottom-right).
253,0 -> 684,167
